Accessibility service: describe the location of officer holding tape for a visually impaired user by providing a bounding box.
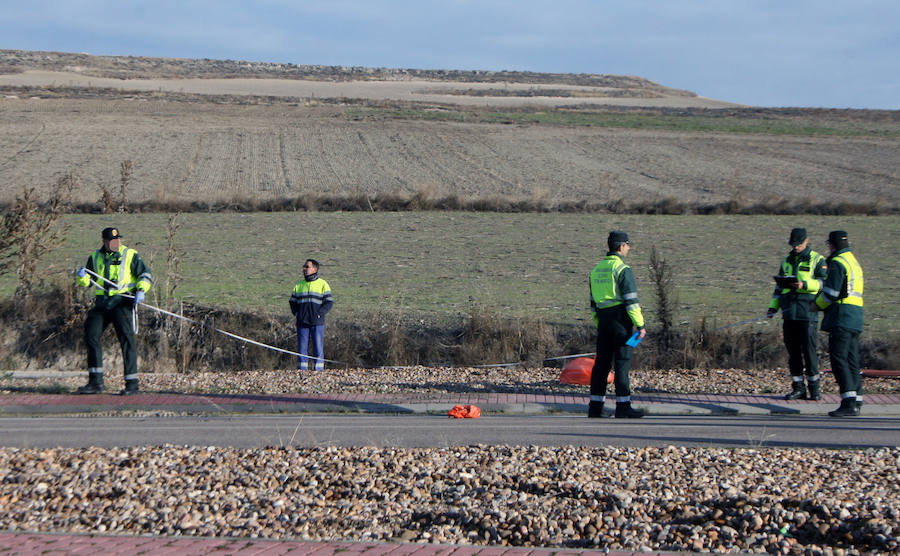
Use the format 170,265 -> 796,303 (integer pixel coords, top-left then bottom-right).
588,231 -> 646,419
74,227 -> 152,395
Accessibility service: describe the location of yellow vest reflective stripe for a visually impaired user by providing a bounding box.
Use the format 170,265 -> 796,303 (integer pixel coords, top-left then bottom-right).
590,257 -> 626,309
92,247 -> 138,296
828,252 -> 864,307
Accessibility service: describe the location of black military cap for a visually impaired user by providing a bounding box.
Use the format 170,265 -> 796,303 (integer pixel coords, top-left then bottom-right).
608,230 -> 629,244
827,230 -> 848,244
101,227 -> 123,240
788,228 -> 807,246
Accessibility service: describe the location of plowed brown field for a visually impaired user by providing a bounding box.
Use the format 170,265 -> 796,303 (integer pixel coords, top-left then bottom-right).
0,63 -> 900,207
1,74 -> 898,208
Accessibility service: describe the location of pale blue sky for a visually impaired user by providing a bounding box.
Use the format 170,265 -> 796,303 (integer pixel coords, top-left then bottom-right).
2,0 -> 898,109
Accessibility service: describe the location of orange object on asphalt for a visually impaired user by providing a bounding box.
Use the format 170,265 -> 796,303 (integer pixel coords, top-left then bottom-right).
559,357 -> 613,385
448,404 -> 481,418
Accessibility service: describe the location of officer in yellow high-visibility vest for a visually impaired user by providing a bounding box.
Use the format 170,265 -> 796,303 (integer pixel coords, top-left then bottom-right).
588,231 -> 646,419
767,228 -> 828,401
74,227 -> 152,395
812,230 -> 865,417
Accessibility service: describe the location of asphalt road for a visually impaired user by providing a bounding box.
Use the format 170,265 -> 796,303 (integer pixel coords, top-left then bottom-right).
2,414 -> 899,449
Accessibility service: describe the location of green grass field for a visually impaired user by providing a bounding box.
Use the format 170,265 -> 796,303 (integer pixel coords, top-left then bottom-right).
8,213 -> 899,335
348,107 -> 900,138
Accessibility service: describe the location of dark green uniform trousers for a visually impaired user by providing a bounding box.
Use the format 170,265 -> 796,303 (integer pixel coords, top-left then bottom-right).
591,305 -> 634,400
783,319 -> 819,379
85,301 -> 137,380
828,326 -> 862,397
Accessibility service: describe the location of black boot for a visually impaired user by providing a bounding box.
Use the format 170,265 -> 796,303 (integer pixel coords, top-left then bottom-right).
76,373 -> 104,394
807,381 -> 821,401
828,398 -> 860,417
119,379 -> 140,395
615,402 -> 644,418
784,382 -> 807,400
588,401 -> 606,418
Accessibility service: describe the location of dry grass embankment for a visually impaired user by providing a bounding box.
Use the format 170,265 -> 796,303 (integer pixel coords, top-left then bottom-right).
2,287 -> 898,378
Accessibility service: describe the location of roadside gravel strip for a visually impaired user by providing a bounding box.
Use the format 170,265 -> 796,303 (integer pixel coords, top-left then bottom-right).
0,445 -> 897,554
5,366 -> 900,397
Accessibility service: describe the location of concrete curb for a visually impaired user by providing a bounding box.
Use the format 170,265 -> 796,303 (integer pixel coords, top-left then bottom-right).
1,390 -> 899,417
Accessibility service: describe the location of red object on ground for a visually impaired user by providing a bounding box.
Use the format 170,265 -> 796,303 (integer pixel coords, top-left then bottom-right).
861,370 -> 900,378
559,357 -> 613,385
823,369 -> 900,378
448,404 -> 481,418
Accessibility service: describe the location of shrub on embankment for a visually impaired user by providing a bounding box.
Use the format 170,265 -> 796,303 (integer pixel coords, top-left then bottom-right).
2,286 -> 897,373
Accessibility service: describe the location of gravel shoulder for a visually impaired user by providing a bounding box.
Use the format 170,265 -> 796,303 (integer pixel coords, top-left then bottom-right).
4,366 -> 899,396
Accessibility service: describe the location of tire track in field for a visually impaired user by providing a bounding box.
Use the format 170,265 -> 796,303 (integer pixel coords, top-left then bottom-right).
179,136 -> 204,193
423,126 -> 508,195
569,133 -> 703,200
278,128 -> 293,192
389,125 -> 484,194
313,126 -> 347,193
245,131 -> 287,197
355,129 -> 408,190
756,141 -> 900,185
333,125 -> 379,193
384,131 -> 447,191
0,123 -> 44,170
439,128 -> 522,194
183,130 -> 244,199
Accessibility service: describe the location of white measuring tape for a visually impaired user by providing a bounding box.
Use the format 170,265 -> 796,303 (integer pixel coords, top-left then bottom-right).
77,268 -> 665,370
712,316 -> 770,331
81,267 -> 342,366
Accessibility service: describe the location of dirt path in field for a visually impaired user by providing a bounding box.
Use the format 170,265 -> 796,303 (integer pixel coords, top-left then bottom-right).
0,69 -> 740,109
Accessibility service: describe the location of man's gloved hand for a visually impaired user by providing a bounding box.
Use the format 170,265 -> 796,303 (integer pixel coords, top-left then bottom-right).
76,267 -> 87,278
766,308 -> 777,319
134,291 -> 145,304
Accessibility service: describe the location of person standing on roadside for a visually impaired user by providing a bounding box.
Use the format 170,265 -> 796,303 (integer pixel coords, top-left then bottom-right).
74,227 -> 152,395
588,231 -> 646,419
812,230 -> 865,417
290,259 -> 333,371
767,228 -> 828,401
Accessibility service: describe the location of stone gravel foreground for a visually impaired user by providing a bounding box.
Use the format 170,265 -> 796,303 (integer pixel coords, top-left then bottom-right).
1,444 -> 897,554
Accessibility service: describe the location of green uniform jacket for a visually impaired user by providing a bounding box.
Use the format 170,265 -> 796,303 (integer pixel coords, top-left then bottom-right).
815,248 -> 864,332
769,246 -> 827,321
